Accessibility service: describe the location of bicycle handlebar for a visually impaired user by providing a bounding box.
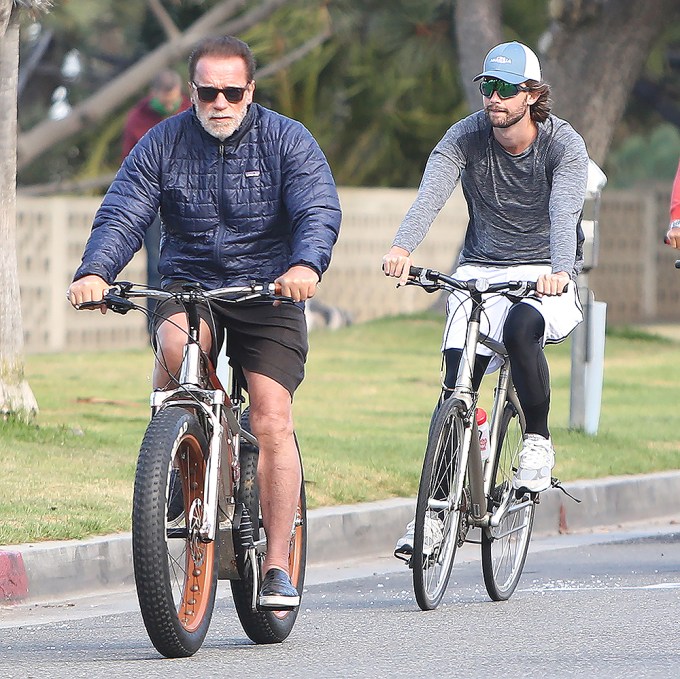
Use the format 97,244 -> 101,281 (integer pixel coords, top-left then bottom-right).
407,266 -> 539,295
75,281 -> 285,313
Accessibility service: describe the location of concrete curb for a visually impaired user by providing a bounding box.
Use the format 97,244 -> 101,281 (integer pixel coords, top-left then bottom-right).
2,471 -> 679,604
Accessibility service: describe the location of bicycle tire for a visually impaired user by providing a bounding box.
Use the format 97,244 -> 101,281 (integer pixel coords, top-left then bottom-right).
230,409 -> 307,644
132,406 -> 218,658
412,396 -> 468,611
481,401 -> 535,601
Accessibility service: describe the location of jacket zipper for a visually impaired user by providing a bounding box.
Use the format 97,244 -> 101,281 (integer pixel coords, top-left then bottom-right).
216,143 -> 225,264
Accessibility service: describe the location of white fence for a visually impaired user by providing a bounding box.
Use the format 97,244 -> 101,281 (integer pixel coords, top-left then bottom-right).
16,188 -> 467,353
16,182 -> 679,354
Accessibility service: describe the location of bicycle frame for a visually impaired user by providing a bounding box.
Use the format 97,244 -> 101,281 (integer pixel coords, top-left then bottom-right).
85,282 -> 275,558
409,270 -> 531,529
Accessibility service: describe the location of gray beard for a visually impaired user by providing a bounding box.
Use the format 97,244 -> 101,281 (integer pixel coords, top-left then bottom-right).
196,108 -> 246,141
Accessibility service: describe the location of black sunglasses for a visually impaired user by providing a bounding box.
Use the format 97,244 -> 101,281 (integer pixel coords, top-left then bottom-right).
479,78 -> 529,99
192,82 -> 250,103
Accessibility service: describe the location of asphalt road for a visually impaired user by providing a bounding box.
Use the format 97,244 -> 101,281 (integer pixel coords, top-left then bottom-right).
1,521 -> 678,679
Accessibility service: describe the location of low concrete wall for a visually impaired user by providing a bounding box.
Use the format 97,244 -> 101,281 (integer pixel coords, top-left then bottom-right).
15,182 -> 678,354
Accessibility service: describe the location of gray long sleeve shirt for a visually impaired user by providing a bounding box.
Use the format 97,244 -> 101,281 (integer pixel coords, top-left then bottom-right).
393,110 -> 589,278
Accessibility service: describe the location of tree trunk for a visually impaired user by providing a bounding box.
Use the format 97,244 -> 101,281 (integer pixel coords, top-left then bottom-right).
542,0 -> 680,164
0,8 -> 39,420
454,0 -> 503,112
0,0 -> 12,40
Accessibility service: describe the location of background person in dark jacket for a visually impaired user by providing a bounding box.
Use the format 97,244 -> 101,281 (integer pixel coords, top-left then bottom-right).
67,35 -> 342,609
121,69 -> 191,327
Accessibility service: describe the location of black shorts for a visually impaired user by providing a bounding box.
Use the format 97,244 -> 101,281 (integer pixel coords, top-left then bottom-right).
152,295 -> 308,397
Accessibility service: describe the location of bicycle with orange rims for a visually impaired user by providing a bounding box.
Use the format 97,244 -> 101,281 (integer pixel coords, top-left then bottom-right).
79,281 -> 306,657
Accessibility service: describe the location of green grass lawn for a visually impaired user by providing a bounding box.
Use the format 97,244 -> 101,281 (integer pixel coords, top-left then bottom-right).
1,313 -> 679,545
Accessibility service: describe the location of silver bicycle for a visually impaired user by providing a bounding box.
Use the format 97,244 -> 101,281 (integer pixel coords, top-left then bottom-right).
404,266 -> 540,610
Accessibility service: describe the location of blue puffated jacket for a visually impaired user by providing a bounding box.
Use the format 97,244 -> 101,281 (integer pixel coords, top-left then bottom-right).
74,103 -> 341,288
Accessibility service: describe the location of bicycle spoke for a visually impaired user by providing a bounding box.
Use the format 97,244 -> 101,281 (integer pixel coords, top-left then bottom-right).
481,403 -> 535,600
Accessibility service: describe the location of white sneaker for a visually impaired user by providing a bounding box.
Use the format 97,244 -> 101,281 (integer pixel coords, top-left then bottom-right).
512,434 -> 555,493
394,512 -> 444,558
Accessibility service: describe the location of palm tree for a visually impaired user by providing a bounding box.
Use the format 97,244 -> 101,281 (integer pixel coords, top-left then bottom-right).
0,0 -> 50,419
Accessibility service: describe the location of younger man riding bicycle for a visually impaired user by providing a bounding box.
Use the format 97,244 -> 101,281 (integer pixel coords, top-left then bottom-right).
382,41 -> 589,558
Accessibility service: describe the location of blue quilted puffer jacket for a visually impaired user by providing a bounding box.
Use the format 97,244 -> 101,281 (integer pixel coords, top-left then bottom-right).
74,103 -> 342,288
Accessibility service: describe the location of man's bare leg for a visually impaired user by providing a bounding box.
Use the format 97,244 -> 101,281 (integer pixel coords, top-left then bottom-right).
152,313 -> 213,388
244,369 -> 301,575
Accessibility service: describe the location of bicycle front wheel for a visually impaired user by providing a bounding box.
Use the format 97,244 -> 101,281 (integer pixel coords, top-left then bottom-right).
231,409 -> 307,644
132,406 -> 218,658
481,402 -> 535,601
412,397 -> 468,611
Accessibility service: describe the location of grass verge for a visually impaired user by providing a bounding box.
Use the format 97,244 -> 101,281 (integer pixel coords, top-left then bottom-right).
1,314 -> 679,545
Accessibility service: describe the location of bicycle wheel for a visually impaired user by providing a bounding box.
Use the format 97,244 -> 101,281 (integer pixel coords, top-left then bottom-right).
412,397 -> 468,611
481,401 -> 535,601
132,406 -> 218,658
230,409 -> 307,644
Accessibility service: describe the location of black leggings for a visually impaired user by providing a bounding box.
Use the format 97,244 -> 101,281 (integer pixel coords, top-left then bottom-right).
442,303 -> 551,438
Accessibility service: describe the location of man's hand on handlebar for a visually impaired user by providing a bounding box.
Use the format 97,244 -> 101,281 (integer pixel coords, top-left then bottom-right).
275,265 -> 319,303
67,274 -> 110,313
382,246 -> 412,286
535,271 -> 570,297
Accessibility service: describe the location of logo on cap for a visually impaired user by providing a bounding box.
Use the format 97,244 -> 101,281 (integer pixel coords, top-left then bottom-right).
490,56 -> 511,64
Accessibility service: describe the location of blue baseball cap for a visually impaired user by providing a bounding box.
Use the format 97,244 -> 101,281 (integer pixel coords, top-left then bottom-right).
473,41 -> 541,84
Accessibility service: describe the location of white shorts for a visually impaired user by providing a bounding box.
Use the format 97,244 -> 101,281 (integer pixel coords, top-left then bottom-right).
442,264 -> 583,373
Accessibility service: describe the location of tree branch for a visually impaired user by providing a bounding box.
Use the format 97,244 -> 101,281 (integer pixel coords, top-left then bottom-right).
252,28 -> 332,80
17,0 -> 298,173
17,0 -> 291,169
147,0 -> 181,41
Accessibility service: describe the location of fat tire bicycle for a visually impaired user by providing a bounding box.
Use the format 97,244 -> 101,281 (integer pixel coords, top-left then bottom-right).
403,266 -> 541,610
79,281 -> 307,657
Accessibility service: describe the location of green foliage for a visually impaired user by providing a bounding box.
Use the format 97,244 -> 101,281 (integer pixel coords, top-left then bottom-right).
605,123 -> 680,188
15,0 -> 680,188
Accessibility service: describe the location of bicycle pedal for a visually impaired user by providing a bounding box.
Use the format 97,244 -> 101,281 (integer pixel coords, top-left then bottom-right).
393,549 -> 412,565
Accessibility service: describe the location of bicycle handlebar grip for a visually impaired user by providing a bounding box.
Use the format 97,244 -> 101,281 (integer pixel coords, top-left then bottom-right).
75,300 -> 106,310
409,265 -> 423,277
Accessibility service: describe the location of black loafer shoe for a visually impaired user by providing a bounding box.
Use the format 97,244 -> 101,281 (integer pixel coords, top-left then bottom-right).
258,568 -> 300,610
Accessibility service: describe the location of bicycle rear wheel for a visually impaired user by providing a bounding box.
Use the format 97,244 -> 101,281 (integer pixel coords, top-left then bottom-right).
132,406 -> 218,658
230,409 -> 307,643
481,401 -> 535,600
412,397 -> 468,611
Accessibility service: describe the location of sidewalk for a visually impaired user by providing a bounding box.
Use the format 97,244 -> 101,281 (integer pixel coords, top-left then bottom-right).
1,470 -> 679,604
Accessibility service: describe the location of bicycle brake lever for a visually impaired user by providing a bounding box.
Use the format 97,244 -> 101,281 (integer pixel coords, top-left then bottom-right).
105,294 -> 136,314
76,293 -> 135,314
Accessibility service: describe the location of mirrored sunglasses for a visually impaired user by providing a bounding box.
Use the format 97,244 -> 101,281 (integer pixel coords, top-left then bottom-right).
479,78 -> 529,99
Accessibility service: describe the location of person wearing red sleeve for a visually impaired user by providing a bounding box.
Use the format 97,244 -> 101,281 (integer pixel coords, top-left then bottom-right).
122,70 -> 191,158
665,160 -> 680,248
